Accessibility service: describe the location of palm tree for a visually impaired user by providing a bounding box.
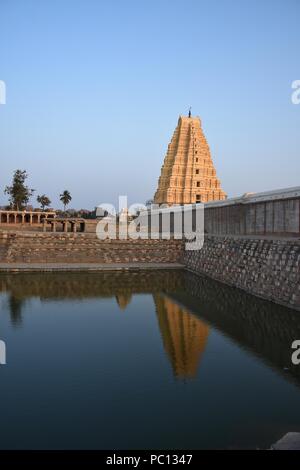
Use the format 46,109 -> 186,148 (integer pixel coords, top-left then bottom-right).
59,190 -> 72,212
37,194 -> 51,210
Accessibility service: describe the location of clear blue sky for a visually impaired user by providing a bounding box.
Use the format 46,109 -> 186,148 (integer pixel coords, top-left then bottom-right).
0,0 -> 299,209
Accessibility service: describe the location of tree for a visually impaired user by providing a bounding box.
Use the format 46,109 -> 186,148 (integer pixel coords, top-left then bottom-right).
59,190 -> 72,212
4,170 -> 35,210
37,194 -> 51,210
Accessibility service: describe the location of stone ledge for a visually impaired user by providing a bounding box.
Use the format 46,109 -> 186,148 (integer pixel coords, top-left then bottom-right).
205,233 -> 300,242
271,432 -> 300,450
0,262 -> 185,272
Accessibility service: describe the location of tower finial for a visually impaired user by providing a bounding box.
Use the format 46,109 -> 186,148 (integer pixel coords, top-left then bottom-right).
188,107 -> 192,118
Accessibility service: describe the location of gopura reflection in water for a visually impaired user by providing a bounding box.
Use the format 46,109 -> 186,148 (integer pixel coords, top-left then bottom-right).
115,294 -> 133,310
116,292 -> 209,378
0,272 -> 209,378
1,270 -> 300,385
154,294 -> 209,378
115,290 -> 208,377
114,290 -> 208,377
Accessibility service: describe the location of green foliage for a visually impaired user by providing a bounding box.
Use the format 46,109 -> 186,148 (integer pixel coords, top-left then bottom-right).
59,190 -> 72,211
37,194 -> 51,210
4,170 -> 35,210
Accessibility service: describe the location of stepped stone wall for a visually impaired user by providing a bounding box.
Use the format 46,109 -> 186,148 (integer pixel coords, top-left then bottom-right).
184,235 -> 300,310
0,231 -> 184,264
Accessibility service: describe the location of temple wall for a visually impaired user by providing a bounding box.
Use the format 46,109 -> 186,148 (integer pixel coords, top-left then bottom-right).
204,188 -> 300,236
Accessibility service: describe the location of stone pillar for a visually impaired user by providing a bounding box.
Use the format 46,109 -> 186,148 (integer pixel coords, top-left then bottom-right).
29,214 -> 33,225
14,213 -> 17,224
51,221 -> 56,233
38,214 -> 41,224
22,214 -> 25,224
64,221 -> 68,233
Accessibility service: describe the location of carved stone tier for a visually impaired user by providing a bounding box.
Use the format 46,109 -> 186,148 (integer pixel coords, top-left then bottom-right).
154,115 -> 227,204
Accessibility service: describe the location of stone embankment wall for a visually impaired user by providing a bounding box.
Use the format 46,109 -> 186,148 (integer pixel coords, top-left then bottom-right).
184,235 -> 300,311
0,231 -> 184,264
184,187 -> 300,310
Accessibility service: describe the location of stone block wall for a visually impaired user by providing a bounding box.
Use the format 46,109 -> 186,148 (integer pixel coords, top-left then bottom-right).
204,188 -> 300,236
0,231 -> 184,264
184,235 -> 300,310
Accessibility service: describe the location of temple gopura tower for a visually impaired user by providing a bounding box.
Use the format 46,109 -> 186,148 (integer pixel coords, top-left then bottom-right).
154,113 -> 227,204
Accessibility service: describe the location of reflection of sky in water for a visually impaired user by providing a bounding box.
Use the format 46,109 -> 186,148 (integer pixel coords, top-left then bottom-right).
0,270 -> 300,449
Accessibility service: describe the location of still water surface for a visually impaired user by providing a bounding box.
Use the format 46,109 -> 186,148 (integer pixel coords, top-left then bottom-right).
0,269 -> 300,449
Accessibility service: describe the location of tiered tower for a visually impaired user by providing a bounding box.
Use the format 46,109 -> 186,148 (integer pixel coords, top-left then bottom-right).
154,114 -> 227,204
